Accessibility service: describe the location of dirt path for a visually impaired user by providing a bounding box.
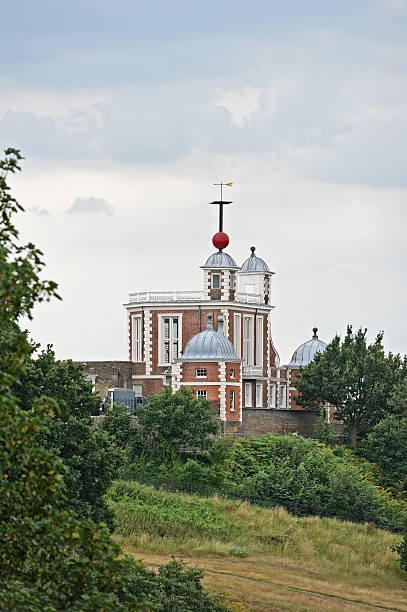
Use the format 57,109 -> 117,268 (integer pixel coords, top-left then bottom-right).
126,550 -> 407,612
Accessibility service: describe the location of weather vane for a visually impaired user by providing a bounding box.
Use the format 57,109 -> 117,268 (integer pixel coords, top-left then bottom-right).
210,181 -> 233,251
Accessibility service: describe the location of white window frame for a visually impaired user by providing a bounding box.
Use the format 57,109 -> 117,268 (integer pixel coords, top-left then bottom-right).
131,314 -> 143,362
230,389 -> 235,412
133,384 -> 143,396
196,389 -> 207,399
158,314 -> 183,365
269,384 -> 276,408
256,316 -> 263,367
196,368 -> 207,378
230,368 -> 235,379
211,273 -> 221,289
280,385 -> 287,408
244,382 -> 252,407
233,313 -> 241,358
256,382 -> 263,408
243,315 -> 254,366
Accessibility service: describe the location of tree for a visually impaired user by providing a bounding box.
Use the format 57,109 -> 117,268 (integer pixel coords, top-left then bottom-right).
0,148 -> 147,610
136,387 -> 219,459
359,415 -> 407,490
296,325 -> 407,447
13,345 -> 121,525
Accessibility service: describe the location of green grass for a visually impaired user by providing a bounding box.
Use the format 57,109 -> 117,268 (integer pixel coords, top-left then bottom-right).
107,480 -> 402,575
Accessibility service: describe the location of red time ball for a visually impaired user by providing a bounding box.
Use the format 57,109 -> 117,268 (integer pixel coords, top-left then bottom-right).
212,232 -> 229,250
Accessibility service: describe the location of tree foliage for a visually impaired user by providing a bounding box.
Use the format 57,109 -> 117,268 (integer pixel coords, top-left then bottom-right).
135,387 -> 219,459
295,325 -> 407,446
13,345 -> 121,525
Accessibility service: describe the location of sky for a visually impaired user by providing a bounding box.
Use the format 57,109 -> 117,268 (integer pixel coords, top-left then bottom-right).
1,0 -> 407,364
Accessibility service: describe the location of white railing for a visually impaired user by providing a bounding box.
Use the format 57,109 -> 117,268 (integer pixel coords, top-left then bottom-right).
235,292 -> 261,304
128,290 -> 263,305
128,290 -> 204,303
243,365 -> 263,376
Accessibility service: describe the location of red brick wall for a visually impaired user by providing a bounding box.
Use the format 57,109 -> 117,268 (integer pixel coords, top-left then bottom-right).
225,383 -> 241,420
181,362 -> 219,382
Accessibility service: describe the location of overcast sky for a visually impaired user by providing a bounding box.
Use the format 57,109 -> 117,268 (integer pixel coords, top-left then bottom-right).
2,0 -> 407,364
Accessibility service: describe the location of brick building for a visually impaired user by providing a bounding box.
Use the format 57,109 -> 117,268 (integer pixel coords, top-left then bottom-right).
121,194 -> 332,433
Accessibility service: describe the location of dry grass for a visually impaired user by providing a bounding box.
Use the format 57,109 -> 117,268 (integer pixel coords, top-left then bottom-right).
109,482 -> 407,611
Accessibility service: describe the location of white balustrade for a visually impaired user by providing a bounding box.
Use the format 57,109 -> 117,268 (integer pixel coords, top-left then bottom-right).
128,290 -> 263,304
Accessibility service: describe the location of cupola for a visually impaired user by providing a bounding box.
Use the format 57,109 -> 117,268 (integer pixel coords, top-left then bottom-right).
180,315 -> 240,361
237,246 -> 274,304
287,328 -> 328,368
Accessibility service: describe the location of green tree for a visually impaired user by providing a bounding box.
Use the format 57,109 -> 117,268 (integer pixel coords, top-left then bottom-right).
0,148 -> 147,609
136,387 -> 219,459
387,378 -> 407,417
13,345 -> 121,525
296,325 -> 406,446
359,415 -> 407,490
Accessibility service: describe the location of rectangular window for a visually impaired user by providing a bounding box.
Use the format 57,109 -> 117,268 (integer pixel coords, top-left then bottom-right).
280,385 -> 287,408
230,368 -> 235,379
256,316 -> 263,366
230,273 -> 235,290
256,382 -> 263,407
196,368 -> 207,378
233,314 -> 241,357
132,315 -> 143,362
161,316 -> 180,364
211,274 -> 221,289
196,389 -> 207,399
243,316 -> 254,366
244,382 -> 252,407
269,384 -> 276,408
230,389 -> 235,412
133,384 -> 143,396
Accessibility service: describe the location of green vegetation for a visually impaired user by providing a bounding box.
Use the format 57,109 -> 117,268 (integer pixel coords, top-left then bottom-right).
124,434 -> 407,531
295,325 -> 407,446
13,345 -> 123,526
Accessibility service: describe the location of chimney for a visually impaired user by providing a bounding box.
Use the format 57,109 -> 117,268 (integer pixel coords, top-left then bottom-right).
217,316 -> 224,335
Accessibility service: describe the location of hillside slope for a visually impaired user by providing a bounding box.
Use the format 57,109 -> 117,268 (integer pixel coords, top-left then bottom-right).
107,481 -> 407,611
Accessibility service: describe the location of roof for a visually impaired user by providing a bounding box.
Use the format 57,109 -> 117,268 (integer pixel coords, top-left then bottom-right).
180,315 -> 241,361
201,251 -> 240,270
240,246 -> 271,273
287,328 -> 328,368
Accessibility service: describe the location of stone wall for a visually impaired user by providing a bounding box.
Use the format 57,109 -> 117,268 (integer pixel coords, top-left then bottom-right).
242,408 -> 344,440
75,361 -> 134,401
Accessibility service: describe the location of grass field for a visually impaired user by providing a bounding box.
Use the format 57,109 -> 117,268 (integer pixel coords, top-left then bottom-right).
108,481 -> 407,611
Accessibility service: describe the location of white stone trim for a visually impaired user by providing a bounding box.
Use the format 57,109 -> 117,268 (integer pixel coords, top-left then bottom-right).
180,381 -> 220,386
221,308 -> 229,338
144,309 -> 152,375
125,302 -> 273,314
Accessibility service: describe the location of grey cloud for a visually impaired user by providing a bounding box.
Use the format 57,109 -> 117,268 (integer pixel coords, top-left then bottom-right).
27,206 -> 50,215
67,197 -> 114,216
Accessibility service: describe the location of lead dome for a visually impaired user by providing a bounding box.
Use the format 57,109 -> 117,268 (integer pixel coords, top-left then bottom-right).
241,246 -> 270,273
201,251 -> 240,270
180,315 -> 240,361
288,328 -> 327,368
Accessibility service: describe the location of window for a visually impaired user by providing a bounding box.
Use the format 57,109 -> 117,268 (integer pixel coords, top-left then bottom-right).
256,316 -> 263,366
230,389 -> 235,412
132,315 -> 143,362
256,383 -> 263,407
211,273 -> 221,289
244,382 -> 252,407
133,384 -> 143,396
161,316 -> 180,364
233,314 -> 241,357
230,273 -> 235,290
230,368 -> 235,379
269,384 -> 276,408
243,316 -> 254,365
280,385 -> 287,408
196,389 -> 207,399
196,368 -> 207,378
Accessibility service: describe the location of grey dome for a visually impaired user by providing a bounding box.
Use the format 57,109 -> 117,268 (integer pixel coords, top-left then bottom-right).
180,315 -> 240,361
201,251 -> 239,269
288,328 -> 327,368
241,246 -> 270,273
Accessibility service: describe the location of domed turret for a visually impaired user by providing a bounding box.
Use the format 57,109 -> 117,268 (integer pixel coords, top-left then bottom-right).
288,328 -> 327,368
181,315 -> 239,361
237,246 -> 274,305
241,246 -> 271,273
